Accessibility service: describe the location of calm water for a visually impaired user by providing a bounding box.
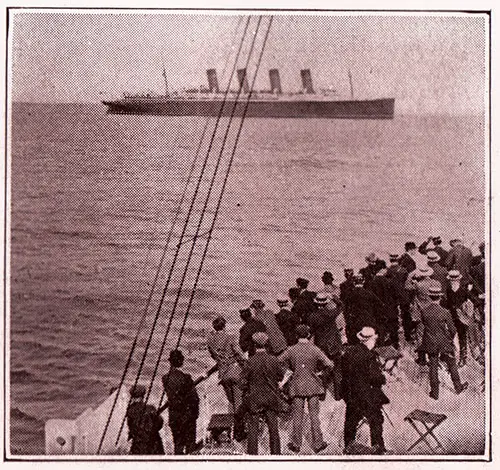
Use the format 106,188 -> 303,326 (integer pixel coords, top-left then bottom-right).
9,103 -> 485,454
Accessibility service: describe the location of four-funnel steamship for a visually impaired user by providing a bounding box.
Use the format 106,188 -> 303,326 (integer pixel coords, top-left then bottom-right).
102,68 -> 395,119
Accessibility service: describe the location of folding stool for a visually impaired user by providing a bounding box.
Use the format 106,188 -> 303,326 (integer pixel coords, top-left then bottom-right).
404,409 -> 447,453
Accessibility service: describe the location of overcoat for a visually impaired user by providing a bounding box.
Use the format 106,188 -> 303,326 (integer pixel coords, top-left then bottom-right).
307,305 -> 343,357
418,302 -> 457,354
126,402 -> 165,455
340,343 -> 389,411
276,308 -> 301,346
446,245 -> 473,278
239,350 -> 286,413
252,308 -> 287,354
239,318 -> 266,356
279,340 -> 333,398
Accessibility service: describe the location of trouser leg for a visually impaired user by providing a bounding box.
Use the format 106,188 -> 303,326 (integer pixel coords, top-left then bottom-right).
170,423 -> 185,455
233,402 -> 248,441
366,407 -> 385,450
308,396 -> 324,450
247,413 -> 260,455
291,397 -> 305,448
400,303 -> 413,340
344,403 -> 363,449
454,320 -> 468,361
441,353 -> 463,391
185,417 -> 197,454
331,354 -> 343,400
428,353 -> 440,398
265,409 -> 281,455
387,318 -> 399,348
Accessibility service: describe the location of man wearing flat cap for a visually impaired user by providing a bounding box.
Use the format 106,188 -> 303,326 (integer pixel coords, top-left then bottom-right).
239,332 -> 285,455
279,324 -> 333,454
340,327 -> 389,454
126,384 -> 165,454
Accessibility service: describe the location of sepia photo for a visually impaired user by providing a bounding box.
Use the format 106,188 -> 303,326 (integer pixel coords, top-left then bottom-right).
5,7 -> 490,460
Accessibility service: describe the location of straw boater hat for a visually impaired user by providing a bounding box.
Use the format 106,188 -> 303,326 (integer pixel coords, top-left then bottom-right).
418,266 -> 434,277
426,251 -> 441,263
252,332 -> 269,347
314,292 -> 330,306
428,284 -> 443,297
277,295 -> 289,306
447,270 -> 463,281
389,253 -> 400,262
357,326 -> 377,342
251,299 -> 265,309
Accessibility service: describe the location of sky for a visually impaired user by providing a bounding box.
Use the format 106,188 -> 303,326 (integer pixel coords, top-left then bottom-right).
9,11 -> 488,114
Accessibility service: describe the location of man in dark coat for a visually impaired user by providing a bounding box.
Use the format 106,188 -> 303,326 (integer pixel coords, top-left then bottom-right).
126,384 -> 165,455
366,267 -> 400,349
419,236 -> 448,267
340,268 -> 356,306
340,327 -> 389,454
343,275 -> 385,344
162,350 -> 199,455
427,251 -> 449,302
359,253 -> 387,287
444,270 -> 471,367
307,293 -> 343,400
292,277 -> 317,324
239,308 -> 266,357
446,238 -> 473,282
399,241 -> 418,273
418,284 -> 468,399
250,299 -> 287,355
239,332 -> 285,455
275,296 -> 300,346
386,254 -> 412,341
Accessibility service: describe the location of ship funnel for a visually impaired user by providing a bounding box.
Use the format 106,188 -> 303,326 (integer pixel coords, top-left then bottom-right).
300,69 -> 315,94
206,69 -> 220,93
269,69 -> 282,94
237,68 -> 249,93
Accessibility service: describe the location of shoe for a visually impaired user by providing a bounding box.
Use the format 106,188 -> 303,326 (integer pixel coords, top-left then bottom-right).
456,382 -> 469,395
314,442 -> 328,453
429,391 -> 439,400
287,442 -> 300,453
372,444 -> 387,455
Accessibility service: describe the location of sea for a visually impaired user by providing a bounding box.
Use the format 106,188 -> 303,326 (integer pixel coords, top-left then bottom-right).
8,103 -> 486,455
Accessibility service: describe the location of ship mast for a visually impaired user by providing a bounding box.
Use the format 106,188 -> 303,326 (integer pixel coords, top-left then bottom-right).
162,63 -> 169,96
348,69 -> 354,99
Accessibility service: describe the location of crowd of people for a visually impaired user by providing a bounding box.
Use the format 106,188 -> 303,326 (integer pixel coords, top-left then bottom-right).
126,236 -> 486,455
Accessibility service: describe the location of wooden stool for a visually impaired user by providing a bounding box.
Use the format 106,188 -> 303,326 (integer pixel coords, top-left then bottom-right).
404,409 -> 447,453
375,346 -> 403,377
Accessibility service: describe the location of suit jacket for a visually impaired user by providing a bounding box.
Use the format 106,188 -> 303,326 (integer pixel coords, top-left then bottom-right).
445,282 -> 470,317
340,343 -> 389,410
276,308 -> 301,346
399,252 -> 417,273
292,289 -> 317,324
366,274 -> 399,320
239,350 -> 285,413
340,278 -> 355,305
127,401 -> 165,454
418,302 -> 456,354
446,244 -> 473,278
386,264 -> 409,305
344,286 -> 384,332
279,340 -> 333,397
162,368 -> 199,423
307,305 -> 343,357
239,318 -> 266,356
253,308 -> 287,354
207,330 -> 245,382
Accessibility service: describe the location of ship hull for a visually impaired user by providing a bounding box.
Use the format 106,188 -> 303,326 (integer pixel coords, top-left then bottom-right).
102,97 -> 395,119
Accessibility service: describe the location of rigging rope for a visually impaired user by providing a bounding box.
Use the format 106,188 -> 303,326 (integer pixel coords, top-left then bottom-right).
105,16 -> 254,448
143,16 -> 268,409
97,16 -> 246,452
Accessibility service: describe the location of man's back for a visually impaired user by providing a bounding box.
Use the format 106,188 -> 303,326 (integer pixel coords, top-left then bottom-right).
420,302 -> 456,354
207,330 -> 244,379
162,368 -> 199,420
239,318 -> 266,356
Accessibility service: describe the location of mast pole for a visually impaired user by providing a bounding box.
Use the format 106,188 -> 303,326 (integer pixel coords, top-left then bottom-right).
348,69 -> 354,99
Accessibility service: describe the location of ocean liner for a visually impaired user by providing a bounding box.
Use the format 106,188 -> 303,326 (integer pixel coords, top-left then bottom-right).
102,68 -> 395,119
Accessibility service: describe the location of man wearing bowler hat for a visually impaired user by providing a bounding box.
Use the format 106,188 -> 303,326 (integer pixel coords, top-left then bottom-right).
340,326 -> 389,454
126,384 -> 165,455
418,283 -> 468,399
